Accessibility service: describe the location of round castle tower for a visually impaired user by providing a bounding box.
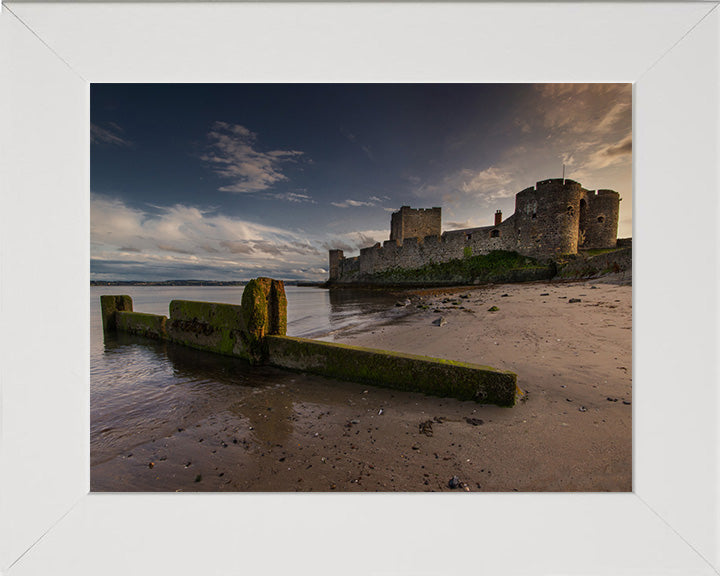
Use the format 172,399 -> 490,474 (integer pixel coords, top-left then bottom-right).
581,189 -> 621,249
512,179 -> 620,256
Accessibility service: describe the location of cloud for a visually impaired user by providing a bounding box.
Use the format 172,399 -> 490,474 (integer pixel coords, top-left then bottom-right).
331,199 -> 376,208
320,229 -> 386,253
445,220 -> 471,230
340,127 -> 374,160
269,191 -> 316,203
91,122 -> 132,147
458,167 -> 513,195
340,127 -> 357,143
91,193 -> 327,281
534,84 -> 631,136
514,117 -> 531,134
571,133 -> 633,182
200,122 -> 304,193
603,135 -> 632,158
157,244 -> 195,255
219,240 -> 255,254
414,166 -> 516,207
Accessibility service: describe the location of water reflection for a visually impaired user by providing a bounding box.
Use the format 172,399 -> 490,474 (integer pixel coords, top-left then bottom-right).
101,332 -> 297,446
91,285 -> 407,467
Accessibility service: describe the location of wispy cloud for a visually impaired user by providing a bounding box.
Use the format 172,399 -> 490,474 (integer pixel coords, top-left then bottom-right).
269,191 -> 316,203
571,133 -> 632,183
91,122 -> 132,147
413,166 -> 516,206
331,199 -> 376,208
603,134 -> 632,158
340,126 -> 375,161
200,122 -> 304,193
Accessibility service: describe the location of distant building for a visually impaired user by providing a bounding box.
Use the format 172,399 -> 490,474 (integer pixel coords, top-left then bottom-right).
329,178 -> 621,282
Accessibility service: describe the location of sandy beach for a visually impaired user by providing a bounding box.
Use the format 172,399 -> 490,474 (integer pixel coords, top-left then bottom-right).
332,274 -> 632,491
92,274 -> 631,493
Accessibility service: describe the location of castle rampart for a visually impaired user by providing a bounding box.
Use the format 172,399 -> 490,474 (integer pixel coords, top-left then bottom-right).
329,178 -> 622,283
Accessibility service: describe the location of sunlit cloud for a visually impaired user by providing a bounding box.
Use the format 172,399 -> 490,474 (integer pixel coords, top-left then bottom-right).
91,193 -> 327,280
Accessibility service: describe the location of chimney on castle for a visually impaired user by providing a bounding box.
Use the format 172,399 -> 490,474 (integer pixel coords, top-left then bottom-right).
495,210 -> 502,226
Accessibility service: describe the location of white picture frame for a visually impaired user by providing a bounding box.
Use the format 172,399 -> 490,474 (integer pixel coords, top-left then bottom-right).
1,2 -> 718,574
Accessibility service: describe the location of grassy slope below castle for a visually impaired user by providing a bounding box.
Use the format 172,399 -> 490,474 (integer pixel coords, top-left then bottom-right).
365,250 -> 554,286
331,247 -> 631,287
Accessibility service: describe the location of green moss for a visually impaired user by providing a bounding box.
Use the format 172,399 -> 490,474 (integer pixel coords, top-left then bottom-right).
266,336 -> 517,406
100,295 -> 133,332
582,247 -> 623,257
241,279 -> 268,339
269,279 -> 288,335
463,246 -> 472,258
487,306 -> 499,312
239,279 -> 270,363
368,250 -> 551,285
116,311 -> 167,340
169,300 -> 244,328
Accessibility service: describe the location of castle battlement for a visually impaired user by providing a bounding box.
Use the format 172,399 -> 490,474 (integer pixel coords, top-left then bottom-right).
329,178 -> 621,282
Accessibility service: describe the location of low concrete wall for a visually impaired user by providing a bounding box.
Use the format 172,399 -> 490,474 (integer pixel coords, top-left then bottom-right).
116,311 -> 167,340
167,300 -> 253,360
266,336 -> 517,406
102,276 -> 518,406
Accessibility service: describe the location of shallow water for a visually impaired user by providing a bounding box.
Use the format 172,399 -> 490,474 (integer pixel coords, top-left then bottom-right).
90,285 -> 404,471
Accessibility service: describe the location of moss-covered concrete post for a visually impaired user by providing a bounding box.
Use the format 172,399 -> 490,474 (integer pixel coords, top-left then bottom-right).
268,279 -> 287,335
100,295 -> 133,333
240,277 -> 287,362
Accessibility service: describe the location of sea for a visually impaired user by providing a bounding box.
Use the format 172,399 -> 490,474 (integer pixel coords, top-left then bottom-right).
90,285 -> 404,475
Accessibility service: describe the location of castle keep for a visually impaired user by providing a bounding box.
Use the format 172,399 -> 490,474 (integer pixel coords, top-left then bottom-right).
329,178 -> 621,282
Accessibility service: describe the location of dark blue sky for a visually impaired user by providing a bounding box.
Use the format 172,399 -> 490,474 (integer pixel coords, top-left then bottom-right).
91,83 -> 632,281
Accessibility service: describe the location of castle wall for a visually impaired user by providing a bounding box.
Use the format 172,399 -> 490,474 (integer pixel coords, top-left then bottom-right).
330,178 -> 621,282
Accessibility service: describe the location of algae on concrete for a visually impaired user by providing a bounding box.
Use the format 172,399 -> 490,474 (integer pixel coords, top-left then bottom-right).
100,294 -> 133,332
116,311 -> 167,340
266,335 -> 517,406
103,277 -> 518,405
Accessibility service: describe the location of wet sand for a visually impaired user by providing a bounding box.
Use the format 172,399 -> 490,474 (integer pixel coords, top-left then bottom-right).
92,275 -> 631,492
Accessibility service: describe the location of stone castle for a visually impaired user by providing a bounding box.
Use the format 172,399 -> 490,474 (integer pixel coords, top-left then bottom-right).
328,178 -> 621,282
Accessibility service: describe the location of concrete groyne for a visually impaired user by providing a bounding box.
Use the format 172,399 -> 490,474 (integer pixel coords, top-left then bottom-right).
101,277 -> 517,406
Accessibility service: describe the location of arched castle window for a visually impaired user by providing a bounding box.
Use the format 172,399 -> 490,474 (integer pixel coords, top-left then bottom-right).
597,216 -> 605,223
465,233 -> 472,241
490,229 -> 500,238
531,212 -> 537,219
